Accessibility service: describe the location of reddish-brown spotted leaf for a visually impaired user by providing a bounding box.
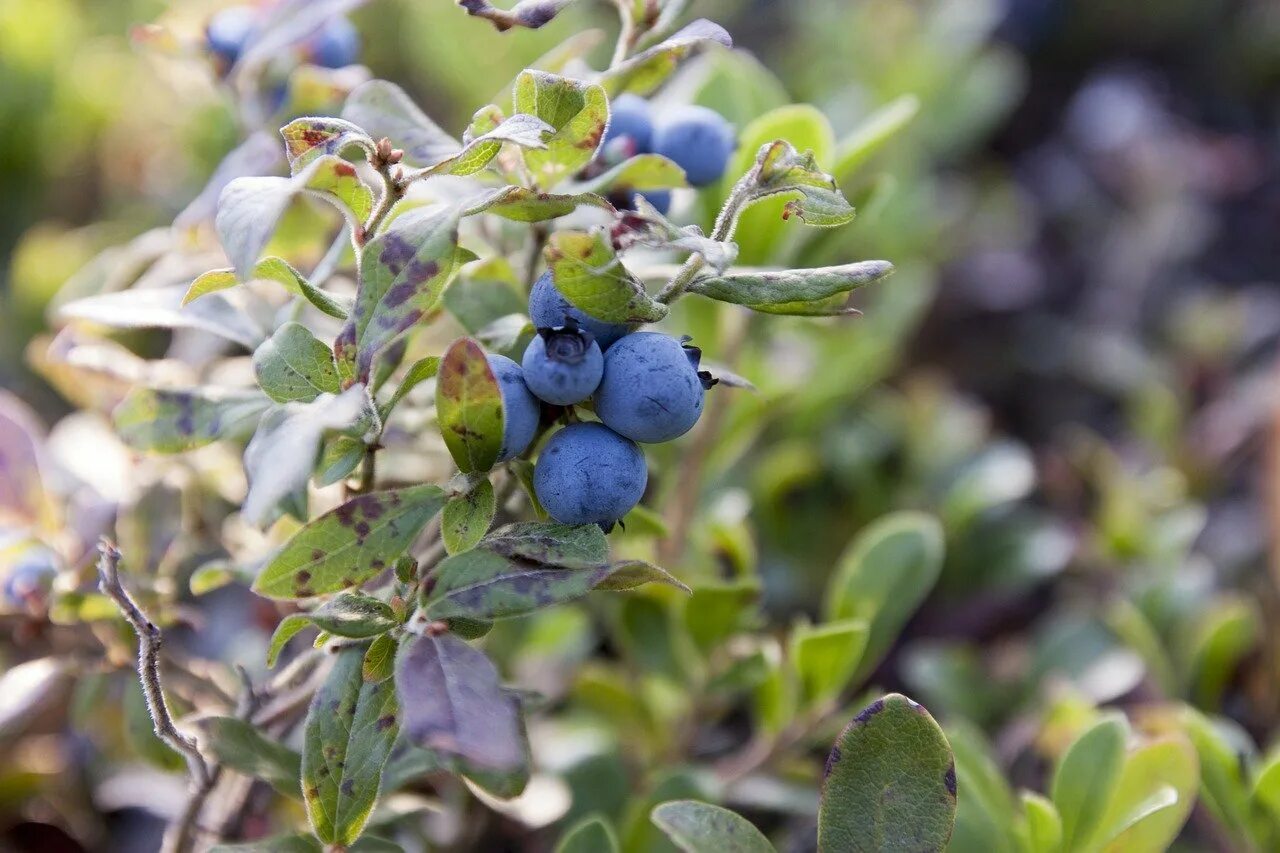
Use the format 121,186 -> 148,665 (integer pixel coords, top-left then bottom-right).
436,338 -> 504,474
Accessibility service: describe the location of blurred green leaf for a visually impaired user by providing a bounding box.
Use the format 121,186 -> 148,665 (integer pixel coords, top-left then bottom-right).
650,800 -> 773,853
1050,713 -> 1127,852
113,387 -> 269,453
1021,792 -> 1063,853
342,80 -> 461,166
555,815 -> 620,853
184,257 -> 351,320
195,716 -> 302,796
688,261 -> 893,315
603,20 -> 732,97
683,580 -> 760,654
833,95 -> 921,183
309,592 -> 398,638
792,619 -> 869,710
824,512 -> 945,680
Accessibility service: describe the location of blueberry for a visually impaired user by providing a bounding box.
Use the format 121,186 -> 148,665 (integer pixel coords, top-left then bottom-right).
521,320 -> 604,406
594,332 -> 715,443
486,354 -> 541,463
534,422 -> 647,527
205,5 -> 259,67
610,189 -> 672,216
306,16 -> 360,69
603,94 -> 654,160
4,547 -> 57,609
652,105 -> 735,187
528,271 -> 633,351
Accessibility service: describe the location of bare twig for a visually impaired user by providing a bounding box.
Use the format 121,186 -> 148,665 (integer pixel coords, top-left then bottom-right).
96,539 -> 215,853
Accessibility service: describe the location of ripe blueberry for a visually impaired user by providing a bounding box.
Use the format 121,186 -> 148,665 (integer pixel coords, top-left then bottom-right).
528,271 -> 633,350
305,16 -> 361,69
652,105 -> 735,187
534,422 -> 647,527
4,546 -> 57,609
205,5 -> 259,68
521,320 -> 604,406
594,333 -> 715,443
603,94 -> 654,160
486,354 -> 541,463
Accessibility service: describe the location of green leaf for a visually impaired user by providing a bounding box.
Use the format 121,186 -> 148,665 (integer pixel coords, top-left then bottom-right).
650,800 -> 773,853
945,723 -> 1020,853
555,815 -> 620,853
280,116 -> 376,172
381,356 -> 440,419
683,581 -> 761,653
818,694 -> 957,853
309,592 -> 399,638
443,478 -> 497,555
363,634 -> 397,683
253,322 -> 342,403
194,716 -> 302,796
824,512 -> 945,680
1186,595 -> 1259,709
593,560 -> 689,593
1021,792 -> 1063,853
342,80 -> 461,167
190,562 -> 237,596
183,257 -> 351,320
113,387 -> 269,453
602,19 -> 733,97
792,619 -> 869,708
316,435 -> 366,486
210,835 -> 321,853
267,614 -> 312,667
338,205 -> 465,381
384,735 -> 530,799
688,261 -> 893,315
513,71 -> 609,187
1097,736 -> 1197,852
411,111 -> 553,178
545,229 -> 667,323
423,549 -> 639,621
1254,751 -> 1280,823
253,484 -> 446,599
1181,709 -> 1257,846
396,632 -> 525,772
464,185 -> 614,222
216,155 -> 373,280
1050,714 -> 1128,852
435,337 -> 505,474
573,153 -> 689,194
483,521 -> 609,568
301,646 -> 399,846
743,139 -> 855,228
834,95 -> 921,182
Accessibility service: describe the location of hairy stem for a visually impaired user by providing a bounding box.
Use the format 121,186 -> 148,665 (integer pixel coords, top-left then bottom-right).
97,539 -> 215,853
656,172 -> 756,304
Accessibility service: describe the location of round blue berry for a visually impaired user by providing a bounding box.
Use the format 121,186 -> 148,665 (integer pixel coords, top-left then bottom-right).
521,323 -> 604,406
486,354 -> 541,463
603,94 -> 654,159
652,105 -> 735,187
595,332 -> 709,443
206,5 -> 259,67
528,271 -> 633,351
4,547 -> 57,608
306,16 -> 360,68
534,422 -> 647,527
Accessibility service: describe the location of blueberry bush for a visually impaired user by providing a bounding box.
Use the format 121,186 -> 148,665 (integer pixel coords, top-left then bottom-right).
3,1 -> 1278,852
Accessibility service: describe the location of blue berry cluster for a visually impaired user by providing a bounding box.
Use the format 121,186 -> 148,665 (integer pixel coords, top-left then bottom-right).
482,271 -> 717,530
597,95 -> 737,215
205,5 -> 360,74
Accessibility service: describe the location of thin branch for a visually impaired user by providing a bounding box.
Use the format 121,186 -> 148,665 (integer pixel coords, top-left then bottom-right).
96,539 -> 216,853
655,170 -> 757,304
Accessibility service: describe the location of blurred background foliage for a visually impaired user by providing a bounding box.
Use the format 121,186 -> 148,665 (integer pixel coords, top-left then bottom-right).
2,0 -> 1280,850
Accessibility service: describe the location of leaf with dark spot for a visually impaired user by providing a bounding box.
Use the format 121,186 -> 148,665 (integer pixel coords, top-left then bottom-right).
301,646 -> 399,846
253,484 -> 445,599
818,693 -> 956,852
113,386 -> 270,453
435,338 -> 504,474
544,229 -> 667,324
280,117 -> 375,172
483,521 -> 608,568
338,205 -> 466,381
395,632 -> 525,772
442,478 -> 497,555
513,71 -> 608,187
